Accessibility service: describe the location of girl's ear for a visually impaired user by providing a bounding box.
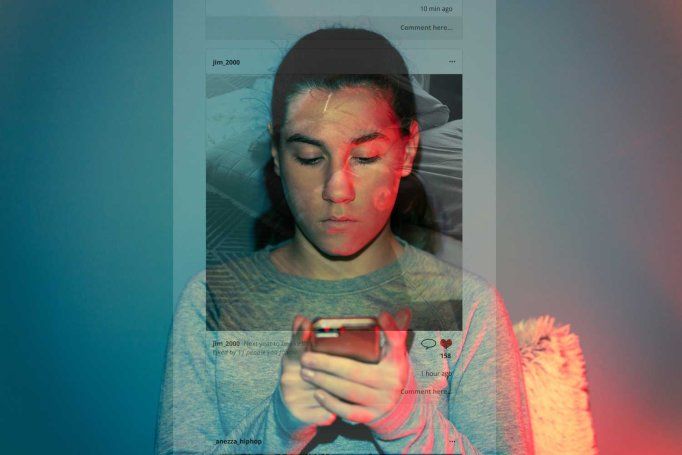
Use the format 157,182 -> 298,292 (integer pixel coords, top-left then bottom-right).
268,123 -> 280,177
400,120 -> 420,177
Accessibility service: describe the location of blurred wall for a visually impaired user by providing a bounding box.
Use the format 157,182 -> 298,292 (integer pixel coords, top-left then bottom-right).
0,1 -> 171,453
497,2 -> 682,454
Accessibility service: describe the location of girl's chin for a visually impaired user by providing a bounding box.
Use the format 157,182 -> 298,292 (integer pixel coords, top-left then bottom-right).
313,236 -> 369,257
319,241 -> 364,257
306,224 -> 390,258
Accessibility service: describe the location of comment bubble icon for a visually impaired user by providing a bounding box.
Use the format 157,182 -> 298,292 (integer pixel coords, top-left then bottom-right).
421,338 -> 437,350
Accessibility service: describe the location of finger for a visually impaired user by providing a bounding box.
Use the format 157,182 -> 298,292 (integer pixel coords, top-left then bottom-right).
280,365 -> 316,390
300,353 -> 382,388
292,314 -> 304,332
394,308 -> 412,331
299,317 -> 313,343
286,389 -> 329,408
378,311 -> 408,351
301,368 -> 383,406
314,390 -> 377,424
303,408 -> 337,427
285,315 -> 310,360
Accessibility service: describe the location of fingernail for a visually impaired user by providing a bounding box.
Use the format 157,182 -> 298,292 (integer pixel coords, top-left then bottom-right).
301,368 -> 314,379
314,391 -> 325,402
300,354 -> 312,366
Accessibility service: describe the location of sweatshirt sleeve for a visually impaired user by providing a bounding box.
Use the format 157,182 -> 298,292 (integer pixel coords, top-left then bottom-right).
155,273 -> 317,454
368,279 -> 534,454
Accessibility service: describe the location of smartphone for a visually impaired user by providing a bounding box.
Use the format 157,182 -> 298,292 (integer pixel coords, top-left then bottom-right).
310,317 -> 381,364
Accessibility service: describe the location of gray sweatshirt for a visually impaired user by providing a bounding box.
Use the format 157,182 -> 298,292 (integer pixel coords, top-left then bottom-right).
156,238 -> 534,454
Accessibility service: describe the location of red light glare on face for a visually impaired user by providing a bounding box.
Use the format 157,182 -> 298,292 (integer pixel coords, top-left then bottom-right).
372,186 -> 394,212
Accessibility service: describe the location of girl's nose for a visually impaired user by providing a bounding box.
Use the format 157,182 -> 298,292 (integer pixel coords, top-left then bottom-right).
322,163 -> 356,203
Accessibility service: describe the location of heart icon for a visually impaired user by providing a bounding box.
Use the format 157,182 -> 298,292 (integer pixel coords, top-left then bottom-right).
440,339 -> 452,349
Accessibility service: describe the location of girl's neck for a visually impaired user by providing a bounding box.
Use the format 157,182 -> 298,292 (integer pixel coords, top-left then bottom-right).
270,228 -> 404,280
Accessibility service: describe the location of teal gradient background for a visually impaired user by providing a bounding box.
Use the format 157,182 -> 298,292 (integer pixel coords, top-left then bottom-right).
1,1 -> 680,454
1,1 -> 171,453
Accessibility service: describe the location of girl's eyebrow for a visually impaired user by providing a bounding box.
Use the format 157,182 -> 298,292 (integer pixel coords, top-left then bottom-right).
351,131 -> 388,145
285,131 -> 387,147
285,133 -> 323,147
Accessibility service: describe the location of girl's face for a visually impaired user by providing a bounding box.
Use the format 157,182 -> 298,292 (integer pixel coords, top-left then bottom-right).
272,86 -> 419,257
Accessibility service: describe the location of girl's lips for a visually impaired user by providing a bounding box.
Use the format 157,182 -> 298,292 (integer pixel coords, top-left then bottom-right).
321,219 -> 358,230
324,216 -> 356,221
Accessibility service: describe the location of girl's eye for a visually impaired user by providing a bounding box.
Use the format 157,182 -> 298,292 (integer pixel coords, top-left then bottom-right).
295,156 -> 323,166
353,156 -> 381,165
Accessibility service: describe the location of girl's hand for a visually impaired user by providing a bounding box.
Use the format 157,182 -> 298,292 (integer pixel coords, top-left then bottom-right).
279,315 -> 336,427
299,309 -> 412,426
